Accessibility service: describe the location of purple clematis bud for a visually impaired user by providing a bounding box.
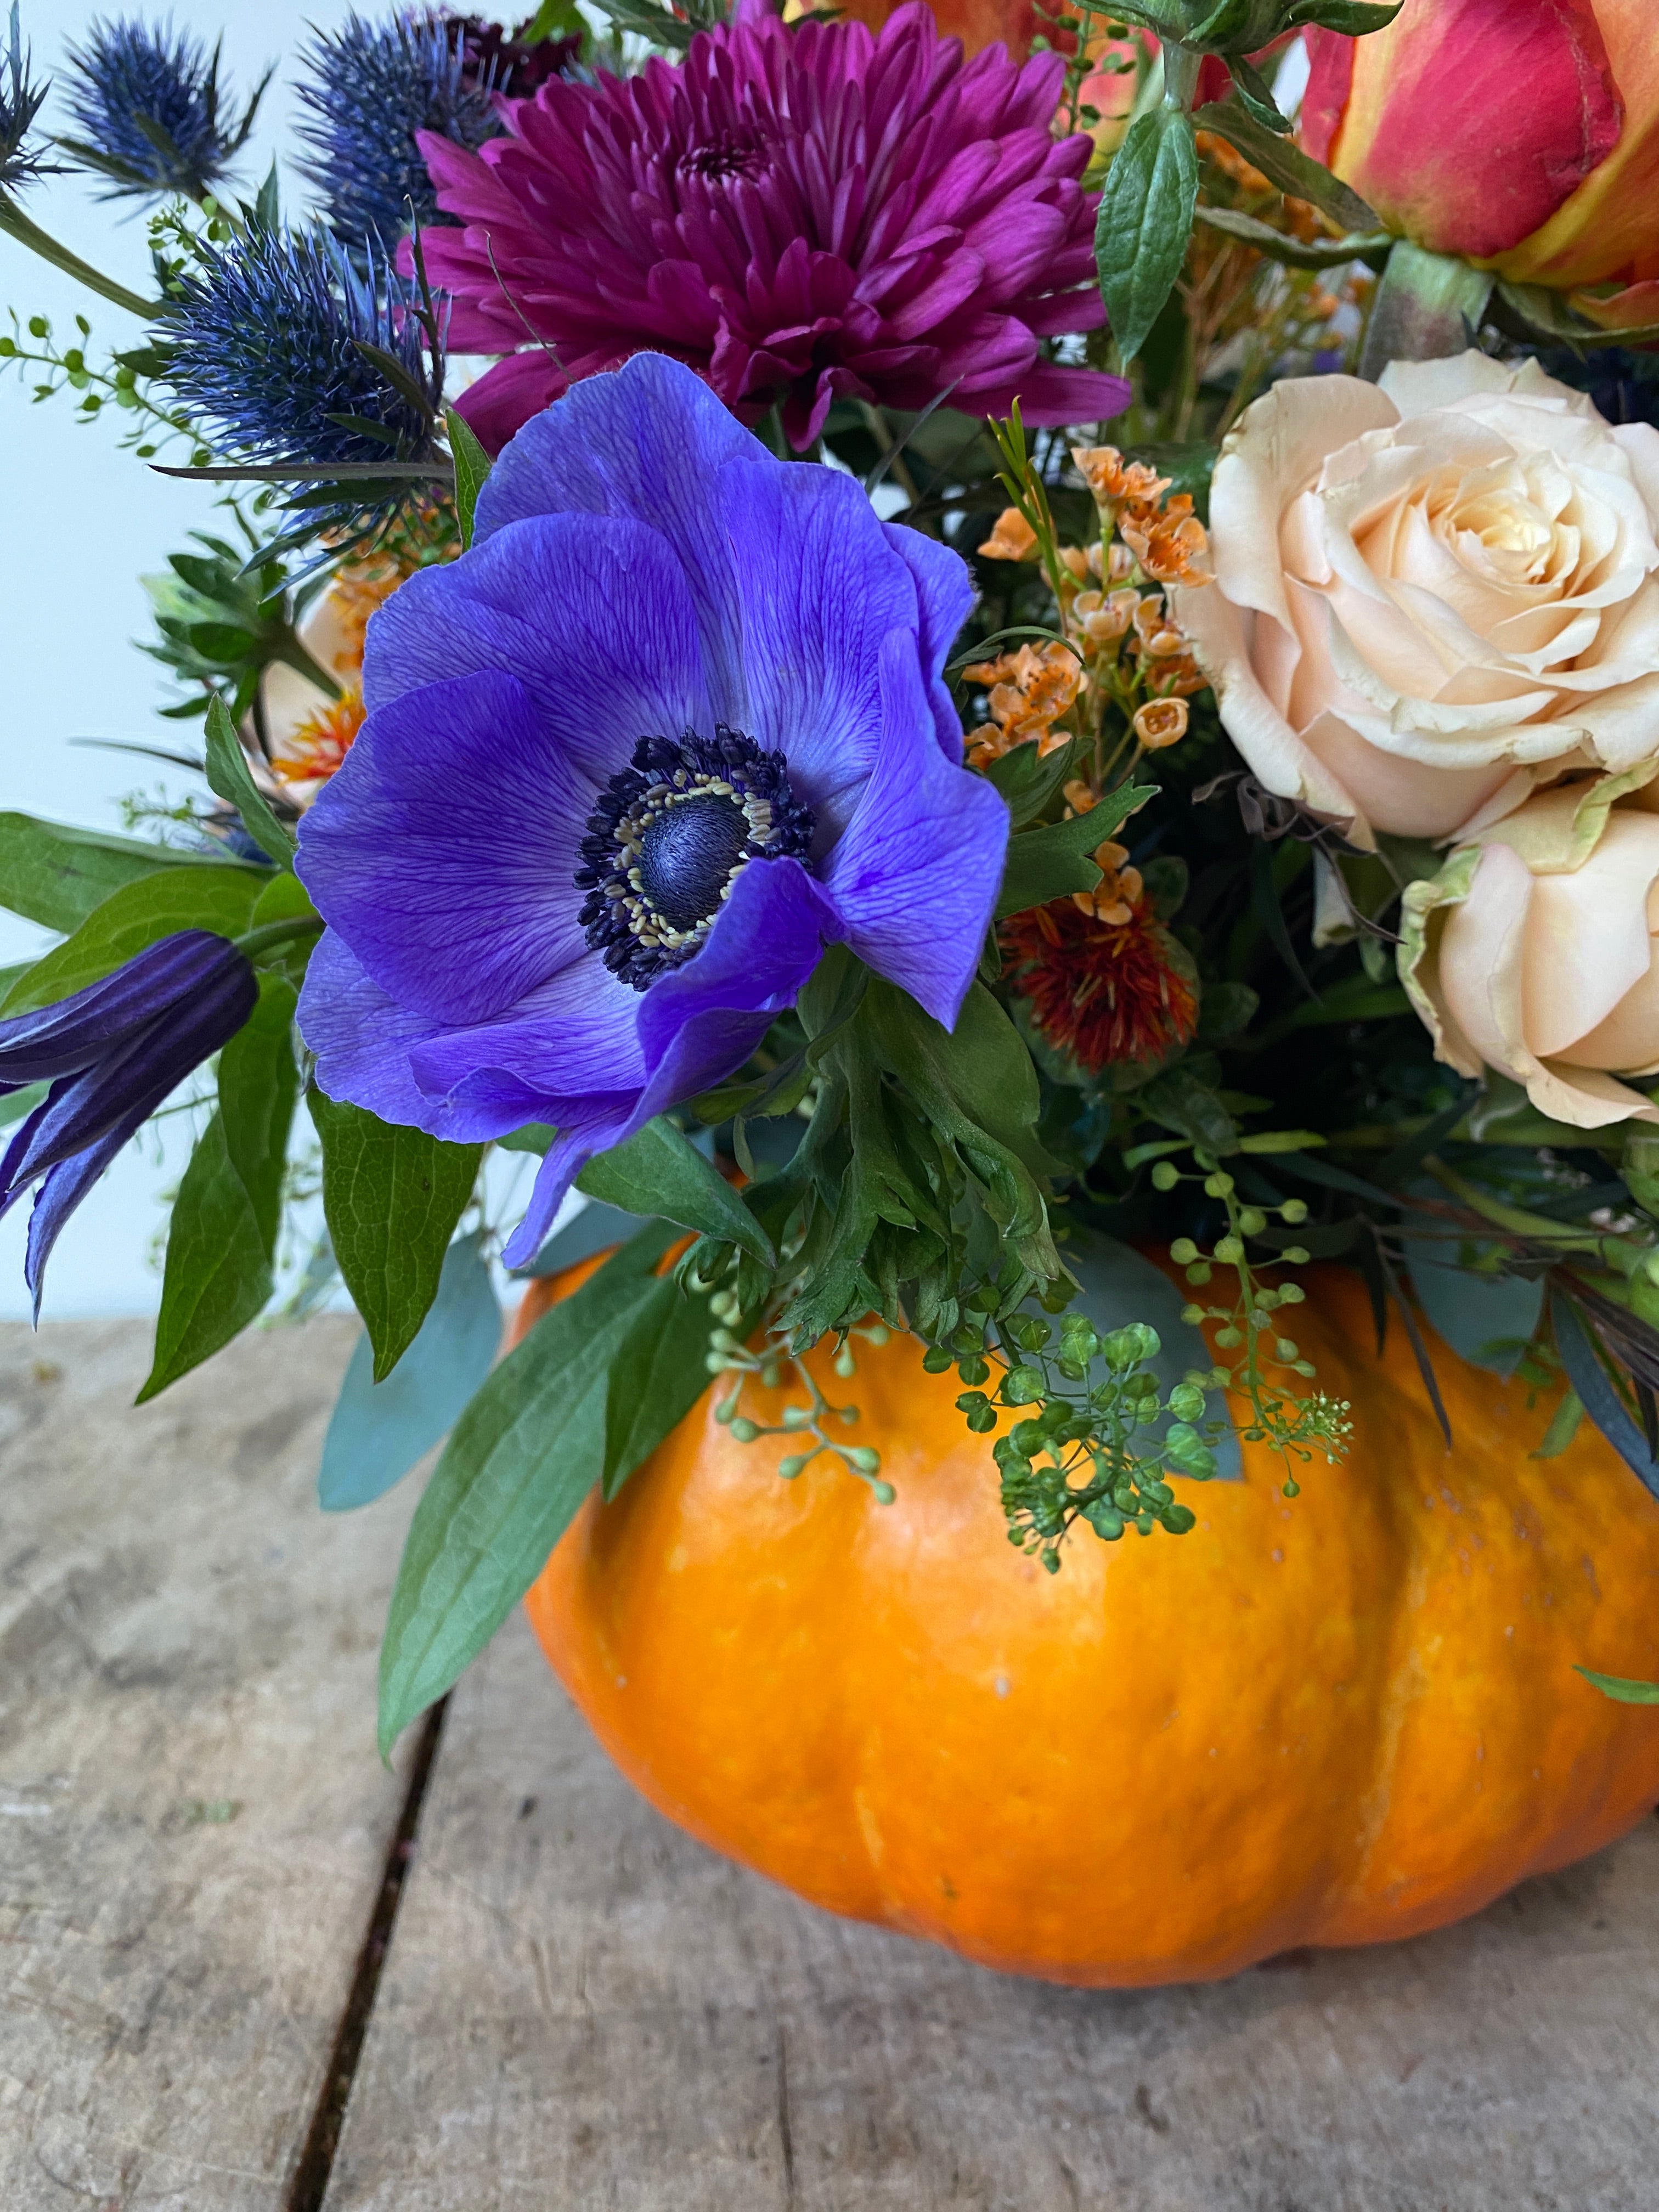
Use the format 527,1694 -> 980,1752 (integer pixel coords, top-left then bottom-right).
296,352 -> 1013,1268
0,931 -> 257,1315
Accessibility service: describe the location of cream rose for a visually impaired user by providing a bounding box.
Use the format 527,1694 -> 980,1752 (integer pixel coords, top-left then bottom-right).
1400,774 -> 1659,1129
1173,353 -> 1659,848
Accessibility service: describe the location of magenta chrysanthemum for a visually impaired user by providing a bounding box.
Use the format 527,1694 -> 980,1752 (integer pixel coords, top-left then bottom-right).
416,0 -> 1128,452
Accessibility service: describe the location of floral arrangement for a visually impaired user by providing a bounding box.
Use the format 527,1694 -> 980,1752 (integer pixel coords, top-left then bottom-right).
5,0 -> 1659,1758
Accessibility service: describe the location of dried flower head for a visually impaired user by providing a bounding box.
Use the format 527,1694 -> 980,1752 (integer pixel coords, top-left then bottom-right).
962,639 -> 1085,764
978,508 -> 1041,563
59,18 -> 267,202
1002,884 -> 1198,1074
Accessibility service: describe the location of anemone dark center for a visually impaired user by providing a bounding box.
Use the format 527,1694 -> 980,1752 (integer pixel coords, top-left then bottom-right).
575,727 -> 816,992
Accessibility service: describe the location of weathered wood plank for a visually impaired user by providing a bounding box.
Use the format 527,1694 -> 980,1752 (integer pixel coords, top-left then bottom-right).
0,1316 -> 411,2211
324,1609 -> 1659,2211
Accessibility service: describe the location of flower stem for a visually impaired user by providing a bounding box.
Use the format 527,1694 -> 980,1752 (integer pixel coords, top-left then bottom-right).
0,193 -> 160,320
234,915 -> 322,961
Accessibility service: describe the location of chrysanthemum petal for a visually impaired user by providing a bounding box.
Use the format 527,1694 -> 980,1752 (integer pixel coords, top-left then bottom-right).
822,630 -> 1008,1027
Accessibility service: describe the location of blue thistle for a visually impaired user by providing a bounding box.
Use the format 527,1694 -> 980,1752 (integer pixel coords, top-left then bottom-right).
158,222 -> 444,554
295,12 -> 501,248
58,15 -> 268,203
0,4 -> 57,193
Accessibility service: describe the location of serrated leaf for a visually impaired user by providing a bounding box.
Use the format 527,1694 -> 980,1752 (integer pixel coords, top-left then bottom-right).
138,975 -> 297,1402
577,1114 -> 773,1267
204,696 -> 295,867
995,783 -> 1152,919
0,810 -> 258,936
1193,91 -> 1380,235
309,1092 -> 483,1383
1094,107 -> 1199,365
444,407 -> 493,550
1,865 -> 266,1015
1575,1666 -> 1659,1705
318,1233 -> 503,1511
377,1224 -> 681,1754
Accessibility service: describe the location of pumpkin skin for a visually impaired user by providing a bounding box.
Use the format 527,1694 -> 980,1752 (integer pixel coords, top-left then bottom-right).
518,1262 -> 1659,1985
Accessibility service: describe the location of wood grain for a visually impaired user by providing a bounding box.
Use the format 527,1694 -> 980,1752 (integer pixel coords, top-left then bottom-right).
0,1316 -> 411,2211
323,1609 -> 1659,2211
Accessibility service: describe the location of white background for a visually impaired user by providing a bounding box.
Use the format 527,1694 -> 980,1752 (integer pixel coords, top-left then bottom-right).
0,0 -> 395,1316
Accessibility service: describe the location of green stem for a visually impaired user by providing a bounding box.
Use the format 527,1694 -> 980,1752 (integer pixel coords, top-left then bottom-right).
1425,1160 -> 1655,1282
234,915 -> 322,961
0,194 -> 161,320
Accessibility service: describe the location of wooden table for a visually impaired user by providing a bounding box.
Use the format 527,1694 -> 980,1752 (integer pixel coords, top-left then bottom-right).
5,1318 -> 1658,2210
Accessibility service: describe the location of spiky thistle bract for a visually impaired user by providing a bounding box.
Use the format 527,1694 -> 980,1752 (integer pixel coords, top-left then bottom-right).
294,12 -> 501,249
0,3 -> 57,192
156,220 -> 445,559
58,16 -> 268,202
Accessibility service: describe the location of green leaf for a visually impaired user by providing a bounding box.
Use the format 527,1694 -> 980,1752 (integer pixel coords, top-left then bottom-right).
377,1224 -> 682,1755
1,865 -> 266,1015
1575,1666 -> 1659,1707
1094,107 -> 1199,365
496,1121 -> 556,1155
0,1079 -> 47,1129
1193,204 -> 1392,271
444,408 -> 493,550
1236,1129 -> 1327,1154
309,1092 -> 484,1383
203,695 -> 295,867
1286,0 -> 1403,32
1138,1064 -> 1238,1156
600,1270 -> 722,1499
995,783 -> 1152,919
0,810 -> 258,935
138,974 -> 297,1402
577,1115 -> 774,1268
984,736 -> 1080,829
1193,92 -> 1380,236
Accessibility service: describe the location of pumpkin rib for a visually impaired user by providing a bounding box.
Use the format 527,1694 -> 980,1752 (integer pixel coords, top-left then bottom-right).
518,1261 -> 1659,1987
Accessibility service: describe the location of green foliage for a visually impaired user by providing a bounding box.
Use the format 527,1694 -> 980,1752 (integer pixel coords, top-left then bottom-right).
377,1223 -> 718,1754
1575,1667 -> 1659,1706
1,862 -> 266,1014
308,1092 -> 483,1383
142,528 -> 334,729
444,407 -> 492,550
0,809 -> 259,935
1093,106 -> 1199,366
138,973 -> 298,1402
203,695 -> 294,867
1192,90 -> 1379,234
995,783 -> 1152,919
577,1115 -> 773,1268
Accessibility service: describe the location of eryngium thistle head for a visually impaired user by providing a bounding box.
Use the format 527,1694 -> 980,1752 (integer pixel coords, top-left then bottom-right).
159,223 -> 442,549
295,11 -> 503,247
417,0 -> 1128,454
58,16 -> 266,202
0,3 -> 57,191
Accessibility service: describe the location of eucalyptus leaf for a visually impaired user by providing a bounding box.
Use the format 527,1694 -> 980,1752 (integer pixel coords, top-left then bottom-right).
1400,1217 -> 1543,1380
577,1114 -> 773,1267
996,783 -> 1152,919
1,865 -> 267,1016
377,1223 -> 681,1755
203,695 -> 295,867
1094,106 -> 1199,365
138,974 -> 298,1403
318,1233 -> 503,1511
309,1092 -> 483,1383
0,810 -> 259,936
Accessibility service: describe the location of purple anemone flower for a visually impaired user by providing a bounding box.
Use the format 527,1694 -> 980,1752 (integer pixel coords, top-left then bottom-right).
0,931 -> 257,1314
295,352 -> 1008,1266
415,0 -> 1128,454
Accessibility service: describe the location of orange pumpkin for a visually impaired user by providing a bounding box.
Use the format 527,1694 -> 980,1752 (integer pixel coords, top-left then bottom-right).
518,1263 -> 1659,1985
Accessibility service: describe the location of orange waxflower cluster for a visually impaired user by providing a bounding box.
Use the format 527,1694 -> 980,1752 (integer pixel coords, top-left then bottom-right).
1070,445 -> 1212,586
960,639 -> 1085,766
